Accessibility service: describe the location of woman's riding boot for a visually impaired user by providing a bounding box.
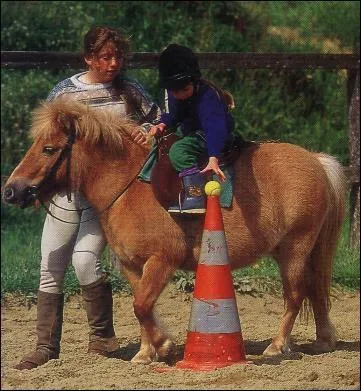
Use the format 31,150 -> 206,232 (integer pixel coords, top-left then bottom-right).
81,275 -> 119,357
168,167 -> 206,214
14,291 -> 64,370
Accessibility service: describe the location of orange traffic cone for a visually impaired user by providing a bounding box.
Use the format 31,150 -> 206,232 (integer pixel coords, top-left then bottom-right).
175,181 -> 250,371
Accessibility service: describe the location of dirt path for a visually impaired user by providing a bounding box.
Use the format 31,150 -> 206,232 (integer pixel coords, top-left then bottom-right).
1,285 -> 359,390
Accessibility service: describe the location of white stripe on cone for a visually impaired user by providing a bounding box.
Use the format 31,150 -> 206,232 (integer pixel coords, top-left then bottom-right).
188,298 -> 241,333
199,231 -> 230,265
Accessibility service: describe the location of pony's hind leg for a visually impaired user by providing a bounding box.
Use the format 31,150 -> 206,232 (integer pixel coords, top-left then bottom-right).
309,295 -> 337,353
263,258 -> 308,356
307,240 -> 338,353
125,255 -> 177,364
265,234 -> 314,356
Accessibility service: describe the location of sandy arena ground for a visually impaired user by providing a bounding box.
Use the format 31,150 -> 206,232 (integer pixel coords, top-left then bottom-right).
1,285 -> 360,390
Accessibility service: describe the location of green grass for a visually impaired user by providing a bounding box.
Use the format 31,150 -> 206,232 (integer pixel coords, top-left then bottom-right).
332,218 -> 360,290
1,207 -> 43,295
0,205 -> 131,298
1,201 -> 359,298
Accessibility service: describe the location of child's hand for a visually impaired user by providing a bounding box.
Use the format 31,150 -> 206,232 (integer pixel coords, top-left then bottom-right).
149,123 -> 167,138
200,157 -> 226,182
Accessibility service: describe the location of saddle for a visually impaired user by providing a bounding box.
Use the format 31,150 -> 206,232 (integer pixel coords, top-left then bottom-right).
150,133 -> 248,210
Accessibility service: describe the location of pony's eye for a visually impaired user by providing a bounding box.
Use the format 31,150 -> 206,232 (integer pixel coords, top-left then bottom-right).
43,146 -> 59,156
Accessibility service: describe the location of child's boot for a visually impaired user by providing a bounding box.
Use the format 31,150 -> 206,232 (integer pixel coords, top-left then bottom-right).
168,167 -> 206,214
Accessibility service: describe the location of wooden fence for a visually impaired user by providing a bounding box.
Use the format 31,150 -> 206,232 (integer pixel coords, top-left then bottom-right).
1,51 -> 360,247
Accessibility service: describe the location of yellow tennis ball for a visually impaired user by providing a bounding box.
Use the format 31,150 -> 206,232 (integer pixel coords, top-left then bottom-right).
205,181 -> 221,196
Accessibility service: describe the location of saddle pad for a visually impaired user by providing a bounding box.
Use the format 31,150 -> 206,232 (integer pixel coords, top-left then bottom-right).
138,143 -> 158,183
212,164 -> 234,208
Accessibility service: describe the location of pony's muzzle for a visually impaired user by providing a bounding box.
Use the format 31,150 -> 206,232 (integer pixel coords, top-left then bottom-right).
3,180 -> 38,208
3,186 -> 15,202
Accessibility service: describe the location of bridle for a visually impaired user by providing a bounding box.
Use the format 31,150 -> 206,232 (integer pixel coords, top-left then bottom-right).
27,125 -> 145,224
27,127 -> 76,206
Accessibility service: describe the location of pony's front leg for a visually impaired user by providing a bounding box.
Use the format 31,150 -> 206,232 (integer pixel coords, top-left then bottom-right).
131,254 -> 177,364
120,265 -> 164,364
133,318 -> 174,364
132,255 -> 176,363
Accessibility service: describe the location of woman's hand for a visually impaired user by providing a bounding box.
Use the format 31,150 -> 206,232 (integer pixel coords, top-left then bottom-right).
132,127 -> 149,145
149,123 -> 167,138
200,156 -> 226,182
132,122 -> 167,145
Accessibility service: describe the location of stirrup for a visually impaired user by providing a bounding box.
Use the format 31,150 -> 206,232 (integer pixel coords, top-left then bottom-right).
168,206 -> 206,214
168,193 -> 205,214
168,192 -> 183,213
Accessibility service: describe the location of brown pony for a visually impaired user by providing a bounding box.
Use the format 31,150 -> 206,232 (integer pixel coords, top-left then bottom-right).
3,99 -> 346,364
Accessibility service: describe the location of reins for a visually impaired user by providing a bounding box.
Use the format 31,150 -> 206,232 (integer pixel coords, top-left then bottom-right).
38,172 -> 141,224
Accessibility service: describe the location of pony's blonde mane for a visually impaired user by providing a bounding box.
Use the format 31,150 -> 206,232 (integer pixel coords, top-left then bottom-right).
30,98 -> 144,156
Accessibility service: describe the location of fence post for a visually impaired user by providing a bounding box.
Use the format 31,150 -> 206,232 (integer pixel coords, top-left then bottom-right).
347,68 -> 360,248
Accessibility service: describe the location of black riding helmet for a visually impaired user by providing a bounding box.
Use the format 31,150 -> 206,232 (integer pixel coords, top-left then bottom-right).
158,44 -> 202,90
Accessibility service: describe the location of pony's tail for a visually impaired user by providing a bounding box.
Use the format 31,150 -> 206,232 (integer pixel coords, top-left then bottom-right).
310,153 -> 346,309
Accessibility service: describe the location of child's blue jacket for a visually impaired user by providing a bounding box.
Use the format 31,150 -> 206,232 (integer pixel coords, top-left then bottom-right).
159,81 -> 234,157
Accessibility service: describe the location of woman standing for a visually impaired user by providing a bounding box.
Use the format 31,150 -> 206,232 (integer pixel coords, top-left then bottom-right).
15,26 -> 160,370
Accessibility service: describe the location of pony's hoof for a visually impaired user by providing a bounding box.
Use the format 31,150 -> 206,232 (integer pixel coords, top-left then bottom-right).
263,342 -> 290,357
131,346 -> 157,364
156,339 -> 174,359
312,339 -> 335,353
131,353 -> 154,364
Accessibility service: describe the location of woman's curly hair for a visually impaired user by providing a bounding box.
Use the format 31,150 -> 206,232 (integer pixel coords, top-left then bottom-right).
83,26 -> 131,59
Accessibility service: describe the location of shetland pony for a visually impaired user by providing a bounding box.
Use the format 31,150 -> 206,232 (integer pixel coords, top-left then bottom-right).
3,99 -> 346,364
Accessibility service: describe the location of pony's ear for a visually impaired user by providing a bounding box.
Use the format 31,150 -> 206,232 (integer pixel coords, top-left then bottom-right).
57,112 -> 75,135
